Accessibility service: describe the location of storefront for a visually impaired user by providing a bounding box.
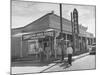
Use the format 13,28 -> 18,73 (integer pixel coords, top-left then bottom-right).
11,12 -> 95,61
21,31 -> 55,60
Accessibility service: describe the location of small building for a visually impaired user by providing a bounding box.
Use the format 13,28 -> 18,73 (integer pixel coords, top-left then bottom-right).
11,11 -> 94,60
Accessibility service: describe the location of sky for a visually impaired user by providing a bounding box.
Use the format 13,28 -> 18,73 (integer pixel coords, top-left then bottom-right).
11,0 -> 96,36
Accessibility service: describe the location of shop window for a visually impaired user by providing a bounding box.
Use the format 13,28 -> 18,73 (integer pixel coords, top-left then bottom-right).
28,40 -> 38,54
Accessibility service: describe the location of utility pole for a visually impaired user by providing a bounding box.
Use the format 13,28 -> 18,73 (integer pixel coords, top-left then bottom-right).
71,12 -> 75,53
60,3 -> 64,61
60,3 -> 63,32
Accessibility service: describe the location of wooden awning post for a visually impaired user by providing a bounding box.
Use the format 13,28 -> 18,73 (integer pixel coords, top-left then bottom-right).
20,35 -> 23,58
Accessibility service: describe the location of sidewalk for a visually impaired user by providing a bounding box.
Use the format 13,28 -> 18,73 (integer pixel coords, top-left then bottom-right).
53,52 -> 89,63
42,53 -> 95,73
12,63 -> 56,74
11,52 -> 89,74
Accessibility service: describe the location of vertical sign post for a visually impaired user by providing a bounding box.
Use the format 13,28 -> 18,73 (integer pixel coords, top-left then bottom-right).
72,8 -> 80,52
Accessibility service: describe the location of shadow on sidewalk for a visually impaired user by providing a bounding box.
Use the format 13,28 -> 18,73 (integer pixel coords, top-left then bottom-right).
12,60 -> 55,67
11,53 -> 88,68
11,56 -> 57,67
11,55 -> 62,67
58,52 -> 89,69
59,59 -> 75,69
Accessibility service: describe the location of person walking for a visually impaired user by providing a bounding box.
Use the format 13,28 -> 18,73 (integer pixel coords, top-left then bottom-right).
66,42 -> 73,66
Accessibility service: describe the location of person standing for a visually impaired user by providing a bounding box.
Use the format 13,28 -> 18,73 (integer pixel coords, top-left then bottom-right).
45,46 -> 51,61
66,43 -> 73,66
89,45 -> 92,53
39,46 -> 44,62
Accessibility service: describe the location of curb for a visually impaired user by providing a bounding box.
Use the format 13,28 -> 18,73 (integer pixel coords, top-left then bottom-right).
40,53 -> 89,73
73,53 -> 89,60
54,53 -> 89,63
39,63 -> 58,73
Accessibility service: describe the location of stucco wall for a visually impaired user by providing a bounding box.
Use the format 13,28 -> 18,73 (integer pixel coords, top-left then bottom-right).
11,36 -> 21,58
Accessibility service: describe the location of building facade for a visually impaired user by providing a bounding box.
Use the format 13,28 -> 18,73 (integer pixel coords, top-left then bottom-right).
11,10 -> 95,60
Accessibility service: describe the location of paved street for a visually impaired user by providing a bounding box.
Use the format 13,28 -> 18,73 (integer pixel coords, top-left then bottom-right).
11,53 -> 96,74
43,55 -> 96,72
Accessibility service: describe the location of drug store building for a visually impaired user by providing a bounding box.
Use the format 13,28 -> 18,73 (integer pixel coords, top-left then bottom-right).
11,11 -> 94,60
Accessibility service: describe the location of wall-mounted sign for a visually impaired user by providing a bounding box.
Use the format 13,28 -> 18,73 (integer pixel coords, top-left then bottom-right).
22,31 -> 54,40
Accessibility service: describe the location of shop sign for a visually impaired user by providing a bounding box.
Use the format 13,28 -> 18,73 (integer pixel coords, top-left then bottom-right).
36,32 -> 44,36
22,34 -> 32,40
23,31 -> 54,40
30,36 -> 45,40
44,31 -> 53,36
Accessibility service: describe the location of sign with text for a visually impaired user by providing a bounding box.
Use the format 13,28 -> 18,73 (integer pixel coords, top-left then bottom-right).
22,31 -> 54,40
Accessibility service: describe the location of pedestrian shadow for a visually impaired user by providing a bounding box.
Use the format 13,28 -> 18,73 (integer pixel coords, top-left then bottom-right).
59,59 -> 75,69
59,60 -> 70,69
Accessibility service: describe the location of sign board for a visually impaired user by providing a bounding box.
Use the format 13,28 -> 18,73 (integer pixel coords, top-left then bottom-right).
22,31 -> 54,40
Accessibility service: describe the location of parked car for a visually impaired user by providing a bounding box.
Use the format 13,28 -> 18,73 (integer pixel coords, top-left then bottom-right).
89,43 -> 96,55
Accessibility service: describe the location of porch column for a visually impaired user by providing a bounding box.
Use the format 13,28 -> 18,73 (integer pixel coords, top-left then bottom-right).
79,36 -> 81,51
54,31 -> 57,58
84,37 -> 87,50
80,37 -> 82,51
54,31 -> 60,58
20,35 -> 23,58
